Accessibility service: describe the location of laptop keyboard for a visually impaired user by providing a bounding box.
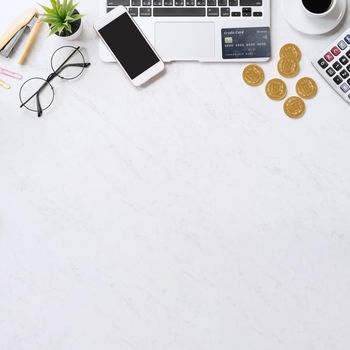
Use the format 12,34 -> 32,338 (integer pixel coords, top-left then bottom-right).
107,0 -> 264,17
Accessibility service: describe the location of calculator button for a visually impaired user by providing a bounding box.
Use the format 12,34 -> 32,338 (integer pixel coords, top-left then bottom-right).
326,67 -> 335,76
338,40 -> 348,50
333,75 -> 343,85
340,69 -> 350,79
346,49 -> 350,58
324,52 -> 334,62
318,58 -> 329,69
340,83 -> 350,93
333,61 -> 342,71
347,64 -> 350,72
345,35 -> 350,45
339,55 -> 349,65
331,46 -> 341,56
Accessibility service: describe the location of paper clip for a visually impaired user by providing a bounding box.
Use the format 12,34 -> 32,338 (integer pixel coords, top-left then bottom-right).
0,79 -> 11,89
0,67 -> 22,80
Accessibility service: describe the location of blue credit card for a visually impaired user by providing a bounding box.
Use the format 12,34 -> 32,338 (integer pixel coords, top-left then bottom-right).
221,27 -> 271,60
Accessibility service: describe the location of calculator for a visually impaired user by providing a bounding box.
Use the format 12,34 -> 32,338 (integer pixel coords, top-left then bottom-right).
312,27 -> 350,105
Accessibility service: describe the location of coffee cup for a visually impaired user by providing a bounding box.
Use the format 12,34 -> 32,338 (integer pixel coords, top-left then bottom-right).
301,0 -> 337,17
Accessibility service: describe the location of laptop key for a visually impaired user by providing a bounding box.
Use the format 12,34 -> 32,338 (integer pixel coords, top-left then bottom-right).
240,0 -> 262,5
164,0 -> 173,4
197,0 -> 205,5
107,0 -> 130,5
142,0 -> 151,5
253,11 -> 262,16
140,7 -> 151,15
207,0 -> 216,6
128,7 -> 138,16
242,7 -> 252,16
175,0 -> 184,5
153,7 -> 205,15
232,11 -> 241,16
221,7 -> 230,16
218,0 -> 227,5
207,7 -> 219,16
229,0 -> 238,5
153,0 -> 162,4
186,0 -> 195,5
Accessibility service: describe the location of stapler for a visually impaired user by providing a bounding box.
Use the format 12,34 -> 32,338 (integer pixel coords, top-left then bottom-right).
0,8 -> 42,65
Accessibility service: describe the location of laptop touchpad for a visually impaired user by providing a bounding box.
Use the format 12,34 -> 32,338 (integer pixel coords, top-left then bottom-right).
155,22 -> 215,61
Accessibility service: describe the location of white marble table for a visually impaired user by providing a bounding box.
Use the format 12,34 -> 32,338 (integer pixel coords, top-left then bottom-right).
1,1 -> 350,349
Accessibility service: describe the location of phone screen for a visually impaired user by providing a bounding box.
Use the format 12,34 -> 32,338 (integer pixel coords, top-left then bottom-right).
99,12 -> 160,79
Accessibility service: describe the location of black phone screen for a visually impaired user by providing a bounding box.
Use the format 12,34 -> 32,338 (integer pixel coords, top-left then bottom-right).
99,12 -> 160,79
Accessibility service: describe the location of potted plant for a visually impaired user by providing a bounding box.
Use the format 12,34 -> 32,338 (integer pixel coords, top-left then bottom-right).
39,0 -> 84,40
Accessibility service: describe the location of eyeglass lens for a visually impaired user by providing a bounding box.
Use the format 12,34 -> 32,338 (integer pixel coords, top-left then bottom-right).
19,78 -> 54,113
51,46 -> 86,80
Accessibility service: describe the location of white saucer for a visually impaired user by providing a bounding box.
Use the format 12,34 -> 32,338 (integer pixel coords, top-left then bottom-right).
282,0 -> 347,35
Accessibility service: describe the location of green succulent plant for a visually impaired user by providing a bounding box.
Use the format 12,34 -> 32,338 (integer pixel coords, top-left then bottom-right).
39,0 -> 83,36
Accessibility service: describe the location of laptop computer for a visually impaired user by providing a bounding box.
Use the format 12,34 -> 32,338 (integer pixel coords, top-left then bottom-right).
99,0 -> 271,62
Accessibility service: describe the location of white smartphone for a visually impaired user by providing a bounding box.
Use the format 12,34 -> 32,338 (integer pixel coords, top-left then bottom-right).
94,6 -> 164,86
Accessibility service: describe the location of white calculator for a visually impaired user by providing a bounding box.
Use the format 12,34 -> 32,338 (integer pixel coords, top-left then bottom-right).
312,27 -> 350,105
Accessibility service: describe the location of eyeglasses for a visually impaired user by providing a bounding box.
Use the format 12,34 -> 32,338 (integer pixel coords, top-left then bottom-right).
19,46 -> 91,117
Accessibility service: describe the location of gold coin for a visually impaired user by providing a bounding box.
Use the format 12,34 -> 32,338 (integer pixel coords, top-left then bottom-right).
296,77 -> 318,99
280,43 -> 302,62
283,96 -> 306,119
278,58 -> 300,78
242,64 -> 265,86
265,78 -> 288,100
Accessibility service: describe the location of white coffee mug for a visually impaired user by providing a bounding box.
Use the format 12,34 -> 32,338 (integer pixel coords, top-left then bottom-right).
301,0 -> 337,17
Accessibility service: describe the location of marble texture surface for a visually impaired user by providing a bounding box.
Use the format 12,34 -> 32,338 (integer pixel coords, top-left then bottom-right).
1,1 -> 350,349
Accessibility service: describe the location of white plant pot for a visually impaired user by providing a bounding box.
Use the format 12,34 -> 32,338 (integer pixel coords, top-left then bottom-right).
55,20 -> 83,41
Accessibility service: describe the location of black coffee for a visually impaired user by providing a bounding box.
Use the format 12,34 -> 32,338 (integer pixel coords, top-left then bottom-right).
302,0 -> 333,13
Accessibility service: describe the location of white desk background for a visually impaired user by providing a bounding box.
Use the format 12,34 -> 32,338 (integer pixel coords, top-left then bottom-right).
1,1 -> 350,349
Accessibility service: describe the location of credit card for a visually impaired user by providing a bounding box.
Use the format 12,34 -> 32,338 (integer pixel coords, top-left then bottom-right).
221,27 -> 271,60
